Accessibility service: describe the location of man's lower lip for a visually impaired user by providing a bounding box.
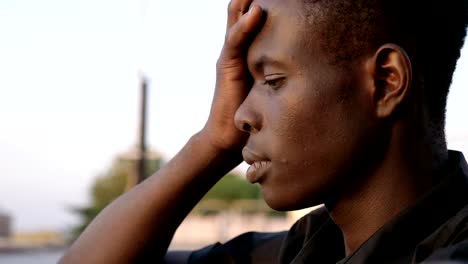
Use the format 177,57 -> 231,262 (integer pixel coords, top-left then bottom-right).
246,161 -> 271,183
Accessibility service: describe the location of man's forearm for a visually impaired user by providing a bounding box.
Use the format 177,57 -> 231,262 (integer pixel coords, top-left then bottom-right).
60,1 -> 263,261
60,132 -> 243,263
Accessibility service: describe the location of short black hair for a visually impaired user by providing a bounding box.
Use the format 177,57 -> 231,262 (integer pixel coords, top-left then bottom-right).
302,0 -> 468,138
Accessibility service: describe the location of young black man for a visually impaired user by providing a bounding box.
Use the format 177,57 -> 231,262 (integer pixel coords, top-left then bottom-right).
61,0 -> 468,263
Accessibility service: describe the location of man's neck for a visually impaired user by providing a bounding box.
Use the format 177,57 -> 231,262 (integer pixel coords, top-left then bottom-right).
328,123 -> 446,256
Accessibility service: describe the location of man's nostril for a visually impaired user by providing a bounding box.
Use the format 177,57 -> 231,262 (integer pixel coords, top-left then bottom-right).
242,123 -> 252,132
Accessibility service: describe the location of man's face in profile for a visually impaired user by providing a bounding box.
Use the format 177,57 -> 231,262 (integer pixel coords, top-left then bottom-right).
237,0 -> 376,210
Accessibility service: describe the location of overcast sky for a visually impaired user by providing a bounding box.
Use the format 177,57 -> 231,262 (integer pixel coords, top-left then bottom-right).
0,0 -> 467,232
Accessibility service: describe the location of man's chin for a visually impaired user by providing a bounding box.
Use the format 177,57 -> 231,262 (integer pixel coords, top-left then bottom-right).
262,190 -> 323,212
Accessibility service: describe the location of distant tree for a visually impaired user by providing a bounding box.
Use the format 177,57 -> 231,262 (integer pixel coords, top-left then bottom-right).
203,173 -> 261,201
70,155 -> 282,240
70,155 -> 161,240
194,173 -> 285,217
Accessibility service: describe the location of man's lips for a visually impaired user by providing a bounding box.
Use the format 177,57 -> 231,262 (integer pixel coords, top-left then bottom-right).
242,147 -> 271,183
242,147 -> 269,164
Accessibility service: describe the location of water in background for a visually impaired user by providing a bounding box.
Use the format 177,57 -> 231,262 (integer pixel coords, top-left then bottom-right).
0,250 -> 63,264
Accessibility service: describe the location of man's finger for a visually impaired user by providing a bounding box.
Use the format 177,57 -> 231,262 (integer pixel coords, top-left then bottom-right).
227,0 -> 254,29
224,5 -> 263,59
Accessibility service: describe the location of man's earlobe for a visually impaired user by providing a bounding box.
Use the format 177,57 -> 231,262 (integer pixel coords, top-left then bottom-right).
373,44 -> 412,118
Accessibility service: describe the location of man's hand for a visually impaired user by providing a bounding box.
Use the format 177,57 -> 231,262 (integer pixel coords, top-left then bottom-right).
59,4 -> 264,263
202,0 -> 264,152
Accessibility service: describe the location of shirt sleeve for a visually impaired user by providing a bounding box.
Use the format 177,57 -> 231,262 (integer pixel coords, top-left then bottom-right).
187,231 -> 287,264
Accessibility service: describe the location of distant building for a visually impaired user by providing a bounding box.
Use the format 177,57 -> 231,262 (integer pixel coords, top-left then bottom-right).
0,212 -> 11,238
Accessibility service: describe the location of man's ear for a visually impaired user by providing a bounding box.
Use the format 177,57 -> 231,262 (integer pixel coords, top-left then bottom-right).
372,44 -> 412,118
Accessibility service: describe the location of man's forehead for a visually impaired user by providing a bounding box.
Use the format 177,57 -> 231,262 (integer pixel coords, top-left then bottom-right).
250,0 -> 315,33
252,0 -> 299,13
246,0 -> 323,72
252,0 -> 281,8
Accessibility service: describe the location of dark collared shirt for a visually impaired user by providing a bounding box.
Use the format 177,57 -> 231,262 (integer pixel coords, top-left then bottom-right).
187,151 -> 468,263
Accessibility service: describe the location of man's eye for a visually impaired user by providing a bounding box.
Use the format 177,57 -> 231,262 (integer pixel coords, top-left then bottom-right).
263,77 -> 285,90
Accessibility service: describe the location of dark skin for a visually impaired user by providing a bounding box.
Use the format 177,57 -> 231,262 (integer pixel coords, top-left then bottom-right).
239,0 -> 437,254
60,0 -> 444,262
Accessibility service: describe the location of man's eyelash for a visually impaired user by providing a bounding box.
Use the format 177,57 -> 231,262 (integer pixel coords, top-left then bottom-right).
263,77 -> 286,89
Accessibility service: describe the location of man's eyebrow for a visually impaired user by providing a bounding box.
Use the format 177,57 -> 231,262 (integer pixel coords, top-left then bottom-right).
251,55 -> 287,72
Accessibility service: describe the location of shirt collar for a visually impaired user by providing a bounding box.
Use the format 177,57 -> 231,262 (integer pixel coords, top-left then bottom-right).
290,151 -> 468,264
340,150 -> 468,263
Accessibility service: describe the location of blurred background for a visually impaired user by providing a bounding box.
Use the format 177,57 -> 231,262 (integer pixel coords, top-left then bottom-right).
0,0 -> 467,262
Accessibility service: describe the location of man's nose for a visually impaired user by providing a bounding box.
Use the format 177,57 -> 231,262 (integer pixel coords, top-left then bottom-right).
234,94 -> 262,133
